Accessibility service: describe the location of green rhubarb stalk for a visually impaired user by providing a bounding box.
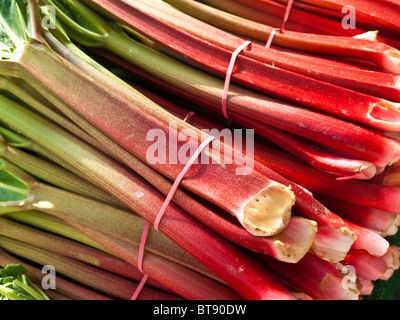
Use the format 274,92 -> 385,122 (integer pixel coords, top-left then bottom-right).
0,134 -> 124,208
0,125 -> 88,179
0,216 -> 175,294
6,210 -> 107,252
0,1 -> 299,299
0,236 -> 181,300
0,75 -> 107,154
4,0 -> 297,238
0,156 -> 216,282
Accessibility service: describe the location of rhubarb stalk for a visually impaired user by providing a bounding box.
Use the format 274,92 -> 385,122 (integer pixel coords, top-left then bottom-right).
171,0 -> 400,74
0,7 -> 297,296
69,0 -> 400,135
1,0 -> 298,238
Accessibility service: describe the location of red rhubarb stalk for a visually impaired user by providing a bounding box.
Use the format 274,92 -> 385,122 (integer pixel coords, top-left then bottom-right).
316,194 -> 399,237
293,0 -> 400,35
79,0 -> 400,133
8,3 -> 297,238
258,252 -> 360,300
0,73 -> 296,300
0,216 -> 173,294
344,249 -> 388,281
253,142 -> 400,214
141,85 -> 356,263
37,32 -> 314,263
164,0 -> 400,73
84,29 -> 400,174
229,0 -> 362,36
134,0 -> 400,102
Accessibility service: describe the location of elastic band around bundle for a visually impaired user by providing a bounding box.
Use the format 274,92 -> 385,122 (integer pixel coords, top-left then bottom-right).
265,0 -> 295,48
131,133 -> 215,300
222,40 -> 252,119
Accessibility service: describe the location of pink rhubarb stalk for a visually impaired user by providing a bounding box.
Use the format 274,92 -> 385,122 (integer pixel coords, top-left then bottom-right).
81,0 -> 400,134
164,0 -> 400,73
140,85 -> 356,263
315,194 -> 399,237
0,75 -> 296,301
258,252 -> 360,300
343,249 -> 388,281
92,38 -> 400,174
134,0 -> 400,102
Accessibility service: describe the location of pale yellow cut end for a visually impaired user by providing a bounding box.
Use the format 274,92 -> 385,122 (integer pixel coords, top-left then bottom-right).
240,183 -> 295,236
382,49 -> 400,74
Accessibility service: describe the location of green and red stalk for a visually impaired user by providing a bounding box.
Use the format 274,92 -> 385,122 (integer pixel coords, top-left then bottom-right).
164,0 -> 400,73
0,135 -> 124,208
0,216 -> 174,294
0,157 -> 223,285
0,125 -> 93,182
134,0 -> 400,103
0,69 -> 296,300
0,236 -> 181,300
75,0 -> 400,134
291,0 -> 400,36
0,76 -> 109,155
6,211 -> 107,252
257,252 -> 360,300
140,84 -> 357,263
0,247 -> 113,300
7,209 -> 238,300
87,30 -> 400,175
224,0 -> 362,36
5,3 -> 298,238
31,30 -> 316,264
253,142 -> 400,215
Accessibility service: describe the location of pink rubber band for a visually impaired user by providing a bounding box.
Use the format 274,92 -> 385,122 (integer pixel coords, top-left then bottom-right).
130,273 -> 149,300
265,0 -> 295,48
183,111 -> 196,123
222,40 -> 251,119
131,133 -> 215,300
154,135 -> 215,230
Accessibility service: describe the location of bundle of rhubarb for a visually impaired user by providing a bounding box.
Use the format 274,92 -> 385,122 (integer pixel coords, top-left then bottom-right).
0,0 -> 400,300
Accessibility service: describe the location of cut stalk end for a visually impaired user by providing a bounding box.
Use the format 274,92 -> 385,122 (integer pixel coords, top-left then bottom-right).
240,183 -> 295,236
381,50 -> 400,75
271,217 -> 318,263
368,101 -> 400,127
335,162 -> 377,181
320,273 -> 360,300
311,227 -> 357,263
